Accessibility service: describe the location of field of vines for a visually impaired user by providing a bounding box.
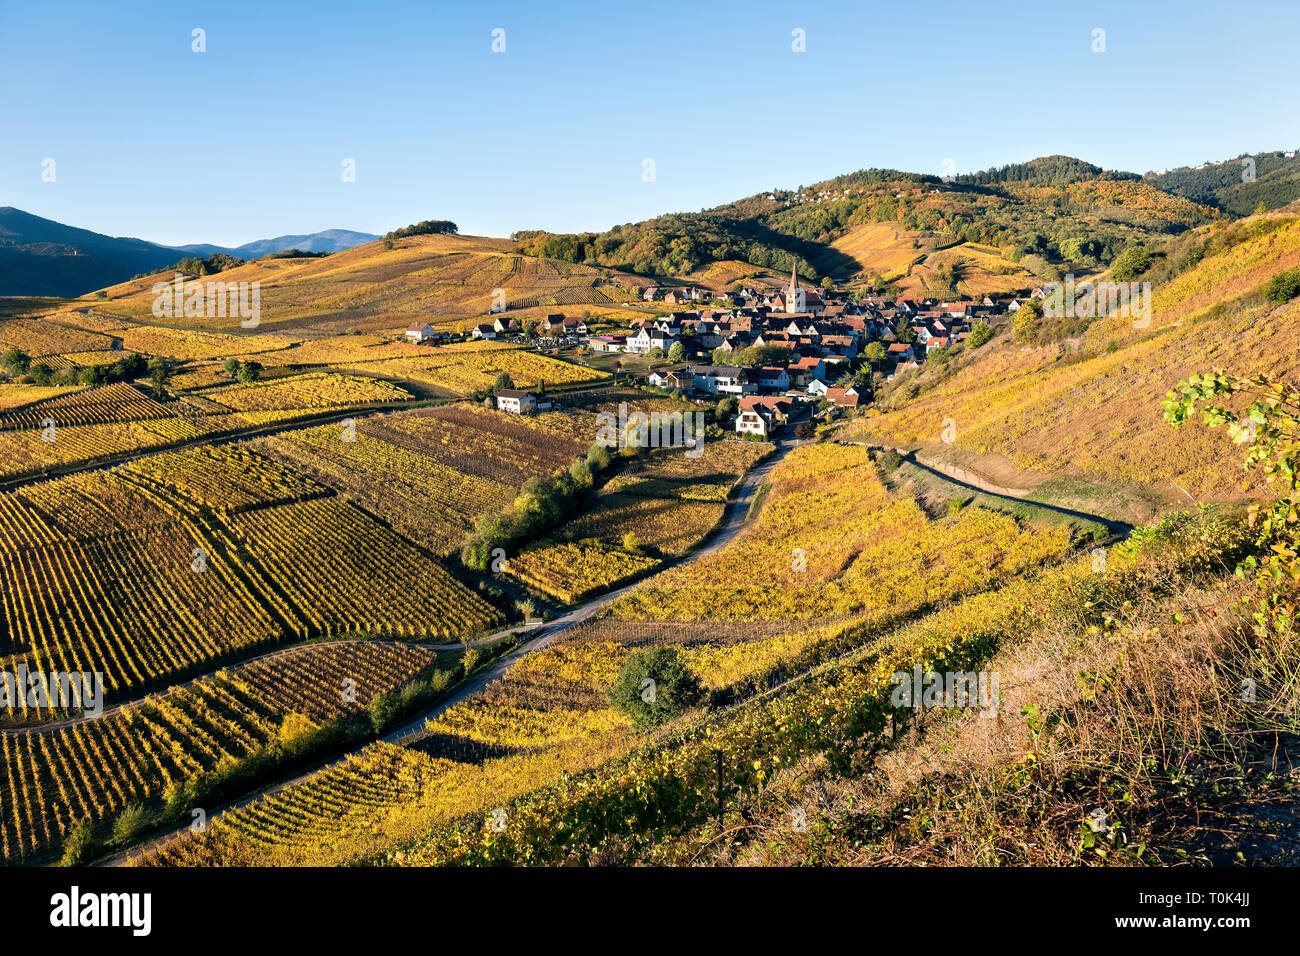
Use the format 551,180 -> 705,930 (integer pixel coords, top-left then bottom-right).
0,640 -> 439,863
226,497 -> 502,639
610,443 -> 1073,622
344,346 -> 606,396
0,526 -> 282,705
131,521 -> 1089,870
135,639 -> 640,866
119,444 -> 326,513
201,372 -> 412,413
251,427 -> 515,555
507,441 -> 770,602
362,403 -> 594,486
389,554 -> 1104,866
0,318 -> 115,357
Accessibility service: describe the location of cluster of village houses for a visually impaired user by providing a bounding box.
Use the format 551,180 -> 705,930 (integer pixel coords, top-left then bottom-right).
406,269 -> 1027,438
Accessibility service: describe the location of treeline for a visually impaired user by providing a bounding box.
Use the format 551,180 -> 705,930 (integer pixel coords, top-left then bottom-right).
0,348 -> 168,388
512,214 -> 822,281
461,443 -> 617,571
263,248 -> 328,260
954,155 -> 1110,187
159,253 -> 245,277
384,220 -> 459,240
1146,151 -> 1300,215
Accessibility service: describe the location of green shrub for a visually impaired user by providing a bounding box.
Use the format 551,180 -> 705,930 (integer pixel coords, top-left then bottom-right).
111,803 -> 151,846
609,646 -> 705,730
60,821 -> 95,866
1263,267 -> 1300,304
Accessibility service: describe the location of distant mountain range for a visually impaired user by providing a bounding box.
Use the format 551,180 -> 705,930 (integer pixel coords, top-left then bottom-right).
0,207 -> 377,297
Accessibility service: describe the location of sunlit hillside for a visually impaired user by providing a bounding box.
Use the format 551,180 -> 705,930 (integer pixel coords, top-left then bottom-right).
88,233 -> 647,334
846,208 -> 1300,516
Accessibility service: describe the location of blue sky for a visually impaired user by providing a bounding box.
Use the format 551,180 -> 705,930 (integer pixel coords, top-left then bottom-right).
1,0 -> 1296,247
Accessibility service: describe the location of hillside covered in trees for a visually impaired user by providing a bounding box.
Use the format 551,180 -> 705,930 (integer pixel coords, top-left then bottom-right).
513,155 -> 1221,285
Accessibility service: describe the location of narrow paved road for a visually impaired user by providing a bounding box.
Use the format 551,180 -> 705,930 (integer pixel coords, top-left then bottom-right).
841,441 -> 1133,537
106,437 -> 798,866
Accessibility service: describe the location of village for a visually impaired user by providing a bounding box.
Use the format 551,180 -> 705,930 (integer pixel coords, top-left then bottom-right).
404,266 -> 1039,439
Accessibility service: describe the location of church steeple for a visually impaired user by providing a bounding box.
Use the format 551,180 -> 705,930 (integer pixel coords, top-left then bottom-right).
789,263 -> 799,296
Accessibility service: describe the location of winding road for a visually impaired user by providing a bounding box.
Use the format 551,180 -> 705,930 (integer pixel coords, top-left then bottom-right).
103,436 -> 798,865
104,433 -> 1129,864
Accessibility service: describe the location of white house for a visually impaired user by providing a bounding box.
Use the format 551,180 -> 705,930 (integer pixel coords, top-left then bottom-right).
471,324 -> 498,340
735,407 -> 772,437
625,327 -> 677,355
496,389 -> 537,414
406,322 -> 437,343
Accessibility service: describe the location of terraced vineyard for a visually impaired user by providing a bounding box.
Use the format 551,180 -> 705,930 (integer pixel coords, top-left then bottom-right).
0,641 -> 439,863
507,440 -> 771,602
200,372 -> 411,414
251,429 -> 514,554
0,383 -> 173,431
226,497 -> 501,639
340,345 -> 607,396
0,526 -> 282,705
610,443 -> 1073,621
138,639 -> 640,866
125,435 -> 1086,867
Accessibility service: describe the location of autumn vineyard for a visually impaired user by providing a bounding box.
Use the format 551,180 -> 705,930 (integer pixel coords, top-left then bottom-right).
2,27 -> 1300,894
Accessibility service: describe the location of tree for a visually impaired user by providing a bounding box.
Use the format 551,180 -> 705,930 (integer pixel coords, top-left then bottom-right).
862,341 -> 886,366
1111,245 -> 1152,282
28,362 -> 53,385
894,315 -> 918,346
667,340 -> 686,363
1,348 -> 30,375
236,360 -> 262,384
79,366 -> 107,386
223,357 -> 242,376
384,219 -> 458,240
968,321 -> 994,348
368,692 -> 399,733
622,531 -> 641,554
110,352 -> 146,380
493,371 -> 515,393
608,646 -> 705,730
1013,299 -> 1044,343
111,804 -> 151,846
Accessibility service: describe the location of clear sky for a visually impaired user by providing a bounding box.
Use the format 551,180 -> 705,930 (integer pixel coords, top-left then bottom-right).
1,0 -> 1296,247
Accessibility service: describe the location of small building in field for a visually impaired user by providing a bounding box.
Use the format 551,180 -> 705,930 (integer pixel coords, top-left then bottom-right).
406,322 -> 437,343
735,406 -> 773,437
496,389 -> 537,414
471,324 -> 498,340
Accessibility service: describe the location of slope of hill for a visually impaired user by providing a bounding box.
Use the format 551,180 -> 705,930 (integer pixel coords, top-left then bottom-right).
1147,149 -> 1300,216
91,233 -> 648,333
511,157 -> 1219,294
0,207 -> 183,297
0,207 -> 378,297
844,206 -> 1300,519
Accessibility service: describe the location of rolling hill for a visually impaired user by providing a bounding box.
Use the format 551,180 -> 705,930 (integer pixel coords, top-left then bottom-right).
88,232 -> 650,333
512,155 -> 1221,296
0,207 -> 375,297
844,204 -> 1300,521
1147,149 -> 1300,216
